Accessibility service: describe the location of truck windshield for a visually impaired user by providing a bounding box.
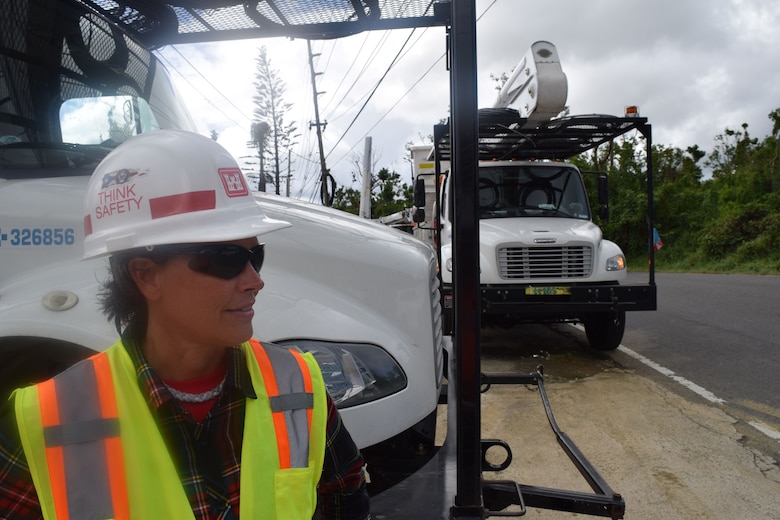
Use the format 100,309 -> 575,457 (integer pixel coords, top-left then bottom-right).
0,1 -> 196,176
477,165 -> 590,220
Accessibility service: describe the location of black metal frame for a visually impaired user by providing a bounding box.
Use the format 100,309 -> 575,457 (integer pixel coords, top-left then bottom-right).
480,370 -> 625,519
435,111 -> 652,162
369,350 -> 626,519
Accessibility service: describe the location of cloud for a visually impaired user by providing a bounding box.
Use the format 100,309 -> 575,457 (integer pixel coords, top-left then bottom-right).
157,0 -> 780,201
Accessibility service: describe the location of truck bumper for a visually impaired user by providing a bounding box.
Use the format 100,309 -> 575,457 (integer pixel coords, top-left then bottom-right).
443,282 -> 657,317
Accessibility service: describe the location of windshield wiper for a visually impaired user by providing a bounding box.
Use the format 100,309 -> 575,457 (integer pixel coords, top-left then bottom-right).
0,142 -> 115,177
0,142 -> 113,167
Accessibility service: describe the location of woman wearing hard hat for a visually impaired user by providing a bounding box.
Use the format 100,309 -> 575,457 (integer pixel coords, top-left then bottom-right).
0,130 -> 370,519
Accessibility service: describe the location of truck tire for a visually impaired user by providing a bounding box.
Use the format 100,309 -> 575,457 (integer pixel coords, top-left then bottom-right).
0,338 -> 93,403
583,311 -> 625,351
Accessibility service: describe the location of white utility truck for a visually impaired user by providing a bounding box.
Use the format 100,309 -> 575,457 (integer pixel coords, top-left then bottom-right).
411,41 -> 656,350
0,0 -> 444,469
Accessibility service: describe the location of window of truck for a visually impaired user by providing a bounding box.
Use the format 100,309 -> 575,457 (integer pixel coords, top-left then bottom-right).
0,5 -> 196,177
477,165 -> 590,220
60,96 -> 160,146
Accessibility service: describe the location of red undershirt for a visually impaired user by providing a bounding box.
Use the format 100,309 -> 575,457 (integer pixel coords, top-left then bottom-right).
163,360 -> 229,422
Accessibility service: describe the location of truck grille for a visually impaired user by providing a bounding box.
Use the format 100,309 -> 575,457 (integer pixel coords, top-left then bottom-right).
498,246 -> 592,279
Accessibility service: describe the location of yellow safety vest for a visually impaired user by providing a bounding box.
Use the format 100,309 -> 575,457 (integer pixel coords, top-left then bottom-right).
14,338 -> 327,519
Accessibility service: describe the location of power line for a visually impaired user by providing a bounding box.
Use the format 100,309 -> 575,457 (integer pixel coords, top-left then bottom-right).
322,29 -> 396,123
319,33 -> 371,116
326,0 -> 500,169
156,47 -> 250,129
325,27 -> 419,161
171,46 -> 251,122
330,50 -> 446,168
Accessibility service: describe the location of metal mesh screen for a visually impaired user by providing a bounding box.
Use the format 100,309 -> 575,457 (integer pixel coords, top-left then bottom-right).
76,0 -> 449,46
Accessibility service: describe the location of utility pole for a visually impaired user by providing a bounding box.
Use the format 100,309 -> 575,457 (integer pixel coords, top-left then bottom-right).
286,148 -> 291,197
358,136 -> 372,219
306,39 -> 332,206
251,121 -> 270,192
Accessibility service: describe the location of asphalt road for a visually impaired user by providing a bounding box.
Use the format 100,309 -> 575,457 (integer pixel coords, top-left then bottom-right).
621,271 -> 780,420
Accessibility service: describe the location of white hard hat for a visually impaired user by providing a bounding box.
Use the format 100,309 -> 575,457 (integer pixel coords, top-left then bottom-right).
82,129 -> 290,259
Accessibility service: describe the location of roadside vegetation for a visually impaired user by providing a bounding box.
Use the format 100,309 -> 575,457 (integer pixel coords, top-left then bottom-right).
331,108 -> 780,276
331,166 -> 412,218
575,108 -> 780,276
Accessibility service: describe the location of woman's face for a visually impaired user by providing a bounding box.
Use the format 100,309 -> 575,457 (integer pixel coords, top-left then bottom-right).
143,237 -> 264,350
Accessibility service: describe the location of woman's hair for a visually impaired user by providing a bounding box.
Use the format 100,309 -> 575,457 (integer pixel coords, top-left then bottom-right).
98,249 -> 169,339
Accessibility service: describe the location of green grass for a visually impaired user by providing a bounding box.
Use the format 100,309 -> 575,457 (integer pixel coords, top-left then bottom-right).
627,252 -> 780,275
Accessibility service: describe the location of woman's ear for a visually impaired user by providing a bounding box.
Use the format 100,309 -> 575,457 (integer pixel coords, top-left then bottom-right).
127,257 -> 164,301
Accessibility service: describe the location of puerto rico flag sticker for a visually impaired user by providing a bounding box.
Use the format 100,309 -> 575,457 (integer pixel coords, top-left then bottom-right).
219,167 -> 249,198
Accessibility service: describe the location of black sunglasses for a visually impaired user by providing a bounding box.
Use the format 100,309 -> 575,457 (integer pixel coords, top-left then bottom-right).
165,243 -> 265,280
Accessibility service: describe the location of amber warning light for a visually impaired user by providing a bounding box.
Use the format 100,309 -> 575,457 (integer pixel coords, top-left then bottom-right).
625,105 -> 640,117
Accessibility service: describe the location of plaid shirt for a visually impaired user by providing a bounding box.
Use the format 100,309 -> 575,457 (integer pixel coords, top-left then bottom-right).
0,339 -> 370,519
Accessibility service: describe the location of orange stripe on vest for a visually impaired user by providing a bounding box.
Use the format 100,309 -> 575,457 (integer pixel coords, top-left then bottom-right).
250,340 -> 292,469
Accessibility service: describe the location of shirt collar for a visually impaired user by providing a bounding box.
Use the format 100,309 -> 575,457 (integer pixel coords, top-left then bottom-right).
121,336 -> 258,412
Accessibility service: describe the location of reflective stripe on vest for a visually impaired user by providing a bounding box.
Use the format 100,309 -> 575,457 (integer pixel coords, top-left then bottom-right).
15,339 -> 325,519
249,339 -> 313,469
37,353 -> 130,520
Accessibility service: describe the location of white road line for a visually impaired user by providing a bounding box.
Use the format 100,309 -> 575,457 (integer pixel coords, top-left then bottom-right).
616,345 -> 727,404
569,325 -> 727,404
748,421 -> 780,442
617,345 -> 780,444
572,324 -> 780,442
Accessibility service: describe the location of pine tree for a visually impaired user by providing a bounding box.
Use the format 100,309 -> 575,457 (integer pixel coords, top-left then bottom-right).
252,46 -> 298,195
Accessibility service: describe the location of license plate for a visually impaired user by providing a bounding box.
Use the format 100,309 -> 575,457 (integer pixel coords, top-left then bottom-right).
525,286 -> 571,296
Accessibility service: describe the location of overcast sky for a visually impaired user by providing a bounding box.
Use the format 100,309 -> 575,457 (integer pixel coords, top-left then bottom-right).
156,0 -> 780,202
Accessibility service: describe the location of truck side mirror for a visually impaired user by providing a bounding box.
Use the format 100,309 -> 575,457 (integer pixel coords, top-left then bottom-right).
413,177 -> 426,222
597,174 -> 608,205
414,177 -> 426,208
597,174 -> 609,223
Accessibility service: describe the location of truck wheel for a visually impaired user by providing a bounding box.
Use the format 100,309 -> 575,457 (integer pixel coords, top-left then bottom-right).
0,338 -> 93,403
583,311 -> 625,351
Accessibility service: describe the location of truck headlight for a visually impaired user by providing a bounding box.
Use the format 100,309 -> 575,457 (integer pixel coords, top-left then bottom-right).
276,339 -> 407,408
606,254 -> 626,271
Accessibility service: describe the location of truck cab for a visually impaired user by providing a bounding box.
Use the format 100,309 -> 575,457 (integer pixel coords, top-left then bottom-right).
0,0 -> 444,464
